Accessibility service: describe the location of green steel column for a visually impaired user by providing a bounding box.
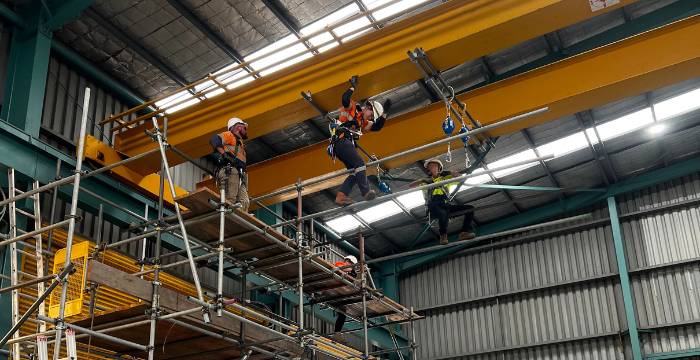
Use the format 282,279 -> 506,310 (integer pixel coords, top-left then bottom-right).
1,5 -> 52,137
254,203 -> 284,226
608,196 -> 643,360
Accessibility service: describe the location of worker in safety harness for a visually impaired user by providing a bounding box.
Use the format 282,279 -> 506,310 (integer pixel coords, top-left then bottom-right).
409,159 -> 476,245
210,118 -> 249,212
331,75 -> 392,206
331,255 -> 358,343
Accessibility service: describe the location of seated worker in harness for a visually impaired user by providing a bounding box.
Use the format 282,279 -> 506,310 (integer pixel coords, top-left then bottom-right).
210,117 -> 250,211
409,159 -> 476,245
331,75 -> 392,206
331,255 -> 359,343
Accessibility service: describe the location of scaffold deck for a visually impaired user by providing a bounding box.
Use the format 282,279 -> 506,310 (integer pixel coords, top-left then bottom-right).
175,187 -> 418,323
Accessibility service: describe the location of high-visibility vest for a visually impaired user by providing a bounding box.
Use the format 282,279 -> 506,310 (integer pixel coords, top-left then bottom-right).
218,132 -> 246,165
419,173 -> 458,201
338,100 -> 373,136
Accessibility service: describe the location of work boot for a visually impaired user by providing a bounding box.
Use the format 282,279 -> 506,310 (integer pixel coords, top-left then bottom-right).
332,332 -> 348,343
440,234 -> 449,245
335,192 -> 356,206
363,190 -> 377,201
458,232 -> 476,241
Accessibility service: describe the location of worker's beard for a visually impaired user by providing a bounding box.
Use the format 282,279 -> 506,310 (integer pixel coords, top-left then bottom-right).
241,132 -> 248,139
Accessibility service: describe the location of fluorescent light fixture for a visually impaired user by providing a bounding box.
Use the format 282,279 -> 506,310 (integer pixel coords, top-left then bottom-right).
357,201 -> 403,222
488,149 -> 538,178
654,88 -> 700,120
301,3 -> 361,35
537,132 -> 591,158
326,215 -> 362,233
397,191 -> 425,209
594,108 -> 654,141
649,124 -> 666,134
368,0 -> 430,20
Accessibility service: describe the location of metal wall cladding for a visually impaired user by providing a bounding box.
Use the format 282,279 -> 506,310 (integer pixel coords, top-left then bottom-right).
399,172 -> 700,359
41,55 -> 142,155
617,172 -> 700,356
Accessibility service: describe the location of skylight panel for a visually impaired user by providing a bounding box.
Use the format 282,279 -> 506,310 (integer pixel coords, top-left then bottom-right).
300,3 -> 361,35
326,215 -> 362,233
245,34 -> 299,62
335,17 -> 372,38
226,76 -> 255,90
205,88 -> 226,98
397,191 -> 425,209
357,201 -> 403,222
248,41 -> 309,74
195,80 -> 216,92
307,32 -> 336,50
654,87 -> 700,120
155,91 -> 189,108
259,53 -> 314,76
368,0 -> 430,20
488,149 -> 538,178
452,169 -> 491,193
536,132 -> 591,158
594,108 -> 654,141
164,98 -> 200,114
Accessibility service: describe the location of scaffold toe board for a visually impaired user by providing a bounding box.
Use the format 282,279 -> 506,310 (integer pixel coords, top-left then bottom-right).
174,188 -> 419,323
83,260 -> 348,360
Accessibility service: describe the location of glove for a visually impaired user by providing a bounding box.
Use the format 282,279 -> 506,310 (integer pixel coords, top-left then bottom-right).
349,75 -> 358,89
382,98 -> 392,114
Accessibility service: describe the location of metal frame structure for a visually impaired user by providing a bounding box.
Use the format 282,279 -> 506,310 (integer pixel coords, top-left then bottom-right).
0,85 -> 600,360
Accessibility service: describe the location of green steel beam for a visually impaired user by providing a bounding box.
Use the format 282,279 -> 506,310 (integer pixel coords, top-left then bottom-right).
0,3 -> 26,28
0,121 -> 159,226
643,348 -> 700,360
1,5 -> 52,137
42,0 -> 97,32
608,196 -> 642,360
397,156 -> 700,273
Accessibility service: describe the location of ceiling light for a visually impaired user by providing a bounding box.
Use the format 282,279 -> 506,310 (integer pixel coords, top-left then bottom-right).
649,124 -> 666,134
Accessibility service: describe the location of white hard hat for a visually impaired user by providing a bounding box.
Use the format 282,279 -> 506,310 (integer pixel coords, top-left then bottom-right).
344,255 -> 358,264
227,117 -> 248,131
424,158 -> 443,173
367,101 -> 383,120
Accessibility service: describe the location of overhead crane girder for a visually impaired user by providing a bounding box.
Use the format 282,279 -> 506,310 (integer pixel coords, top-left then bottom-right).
110,0 -> 640,176
233,13 -> 700,205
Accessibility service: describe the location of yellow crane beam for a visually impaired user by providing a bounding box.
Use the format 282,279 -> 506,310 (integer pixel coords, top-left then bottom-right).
233,14 -> 700,205
110,0 -> 639,176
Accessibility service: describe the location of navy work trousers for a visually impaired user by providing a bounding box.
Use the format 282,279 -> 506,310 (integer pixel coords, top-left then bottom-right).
335,137 -> 370,197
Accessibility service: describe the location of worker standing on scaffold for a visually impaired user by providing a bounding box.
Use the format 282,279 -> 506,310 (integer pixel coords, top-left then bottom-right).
332,75 -> 392,206
409,159 -> 476,245
210,118 -> 249,211
331,255 -> 358,343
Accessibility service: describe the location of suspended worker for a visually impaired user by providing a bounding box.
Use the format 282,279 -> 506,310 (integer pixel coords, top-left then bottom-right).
210,118 -> 249,211
332,75 -> 392,206
409,159 -> 476,245
331,255 -> 358,343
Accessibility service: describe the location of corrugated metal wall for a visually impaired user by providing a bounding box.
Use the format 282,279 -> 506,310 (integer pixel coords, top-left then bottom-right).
37,54 -> 243,295
618,172 -> 700,357
399,172 -> 700,360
